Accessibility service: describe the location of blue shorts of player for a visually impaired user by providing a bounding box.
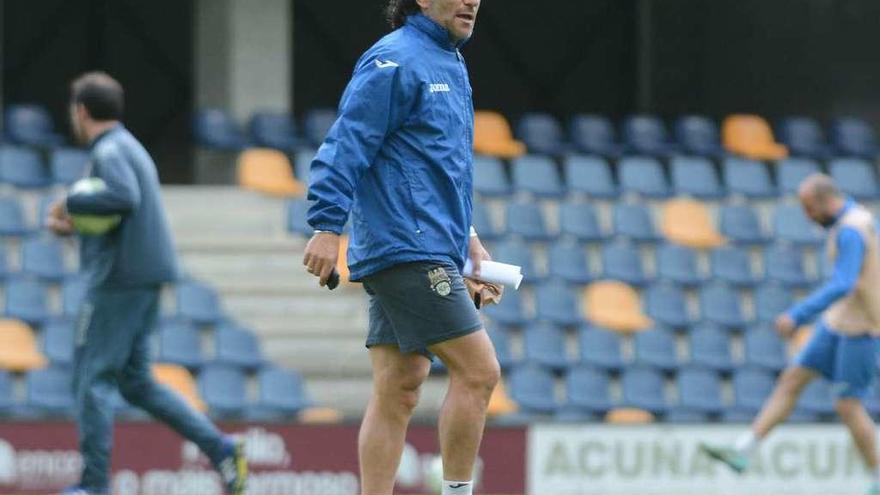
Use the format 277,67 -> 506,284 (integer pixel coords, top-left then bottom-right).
794,319 -> 877,399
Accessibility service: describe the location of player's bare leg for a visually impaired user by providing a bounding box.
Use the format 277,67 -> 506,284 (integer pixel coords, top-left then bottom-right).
702,366 -> 815,473
836,398 -> 880,494
429,330 -> 500,491
358,345 -> 430,495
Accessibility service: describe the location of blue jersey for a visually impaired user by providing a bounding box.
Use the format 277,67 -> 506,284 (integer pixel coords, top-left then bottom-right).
307,14 -> 475,281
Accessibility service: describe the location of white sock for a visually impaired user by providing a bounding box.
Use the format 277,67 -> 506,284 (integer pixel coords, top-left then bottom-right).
442,480 -> 473,495
734,431 -> 760,456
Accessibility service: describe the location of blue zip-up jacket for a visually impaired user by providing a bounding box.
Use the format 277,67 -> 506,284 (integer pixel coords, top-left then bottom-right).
788,199 -> 865,326
66,125 -> 180,288
307,13 -> 474,281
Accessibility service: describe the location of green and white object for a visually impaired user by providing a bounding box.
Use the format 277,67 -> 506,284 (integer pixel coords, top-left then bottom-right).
69,177 -> 122,235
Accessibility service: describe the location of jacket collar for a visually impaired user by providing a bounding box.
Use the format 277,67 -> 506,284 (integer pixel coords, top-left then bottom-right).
406,13 -> 469,51
831,198 -> 855,227
88,123 -> 123,151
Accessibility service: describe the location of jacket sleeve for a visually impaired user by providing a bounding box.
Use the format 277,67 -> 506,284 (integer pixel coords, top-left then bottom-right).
787,226 -> 865,326
306,53 -> 416,234
66,145 -> 141,216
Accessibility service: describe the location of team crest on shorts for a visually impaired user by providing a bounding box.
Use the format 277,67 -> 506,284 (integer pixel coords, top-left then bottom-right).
428,266 -> 452,296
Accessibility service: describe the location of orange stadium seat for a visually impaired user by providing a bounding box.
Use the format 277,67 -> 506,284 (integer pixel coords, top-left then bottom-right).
237,148 -> 306,197
605,407 -> 654,424
299,407 -> 344,424
722,114 -> 788,160
473,111 -> 527,159
661,198 -> 725,249
152,364 -> 207,412
583,281 -> 652,333
0,319 -> 47,371
487,379 -> 519,417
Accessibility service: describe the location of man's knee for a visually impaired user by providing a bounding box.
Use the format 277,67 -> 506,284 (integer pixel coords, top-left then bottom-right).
835,397 -> 865,421
777,368 -> 812,396
374,359 -> 430,414
118,371 -> 154,404
452,356 -> 501,397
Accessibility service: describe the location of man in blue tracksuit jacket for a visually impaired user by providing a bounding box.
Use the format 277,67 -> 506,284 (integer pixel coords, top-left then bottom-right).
47,72 -> 246,495
302,2 -> 497,495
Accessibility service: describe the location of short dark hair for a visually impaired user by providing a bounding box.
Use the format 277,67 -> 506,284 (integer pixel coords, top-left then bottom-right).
70,72 -> 124,121
386,0 -> 421,29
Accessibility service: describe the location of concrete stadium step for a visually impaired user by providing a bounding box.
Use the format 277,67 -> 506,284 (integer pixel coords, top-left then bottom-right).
262,337 -> 372,377
163,186 -> 289,240
220,292 -> 365,318
307,376 -> 451,419
241,314 -> 367,339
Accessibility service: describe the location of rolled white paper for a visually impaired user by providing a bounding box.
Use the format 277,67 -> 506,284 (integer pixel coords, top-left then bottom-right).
462,259 -> 524,290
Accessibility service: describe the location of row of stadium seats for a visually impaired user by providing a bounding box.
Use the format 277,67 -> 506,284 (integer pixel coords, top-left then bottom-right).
2,363 -> 312,421
0,145 -> 88,188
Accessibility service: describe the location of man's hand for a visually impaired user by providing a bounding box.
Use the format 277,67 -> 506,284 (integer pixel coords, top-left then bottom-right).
46,199 -> 74,236
469,234 -> 491,278
303,231 -> 341,287
775,313 -> 797,339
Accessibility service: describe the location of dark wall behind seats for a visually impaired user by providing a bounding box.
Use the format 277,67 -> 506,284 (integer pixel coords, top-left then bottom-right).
3,0 -> 194,183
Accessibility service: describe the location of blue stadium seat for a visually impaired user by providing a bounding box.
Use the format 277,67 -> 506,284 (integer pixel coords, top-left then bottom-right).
559,202 -> 605,243
613,204 -> 659,243
795,378 -> 836,416
252,367 -> 312,418
633,328 -> 679,372
743,325 -> 786,372
286,199 -> 312,236
22,237 -> 68,281
535,281 -> 582,326
0,146 -> 51,188
619,156 -> 669,198
719,205 -> 768,245
831,117 -> 878,159
622,115 -> 675,156
62,276 -> 88,318
199,363 -> 248,418
601,241 -> 649,286
26,366 -> 74,415
49,148 -> 89,185
249,112 -> 299,151
0,370 -> 13,412
505,202 -> 552,241
508,364 -> 558,414
569,115 -> 621,157
215,322 -> 265,370
666,409 -> 710,423
564,155 -> 617,198
523,322 -> 570,372
621,367 -> 668,414
776,157 -> 821,196
732,368 -> 776,414
483,286 -> 530,326
578,326 -> 625,372
553,407 -> 598,423
764,244 -> 813,288
176,282 -> 223,325
488,325 -> 517,370
193,109 -> 249,150
710,246 -> 758,288
157,320 -> 204,370
493,240 -> 539,283
677,368 -> 724,414
773,205 -> 823,246
473,155 -> 511,197
777,116 -> 829,159
689,325 -> 735,373
516,113 -> 567,155
699,283 -> 748,329
0,197 -> 28,237
644,283 -> 693,329
6,278 -> 50,325
547,242 -> 592,284
670,156 -> 724,199
674,115 -> 723,158
293,148 -> 316,182
829,158 -> 879,200
472,201 -> 501,242
512,155 -> 564,197
723,157 -> 776,198
754,283 -> 793,323
303,109 -> 337,148
656,243 -> 703,287
564,366 -> 613,414
4,104 -> 64,147
42,319 -> 75,366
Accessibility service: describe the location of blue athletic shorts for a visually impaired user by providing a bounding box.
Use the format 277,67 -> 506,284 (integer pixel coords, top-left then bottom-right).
794,320 -> 877,399
362,259 -> 484,358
